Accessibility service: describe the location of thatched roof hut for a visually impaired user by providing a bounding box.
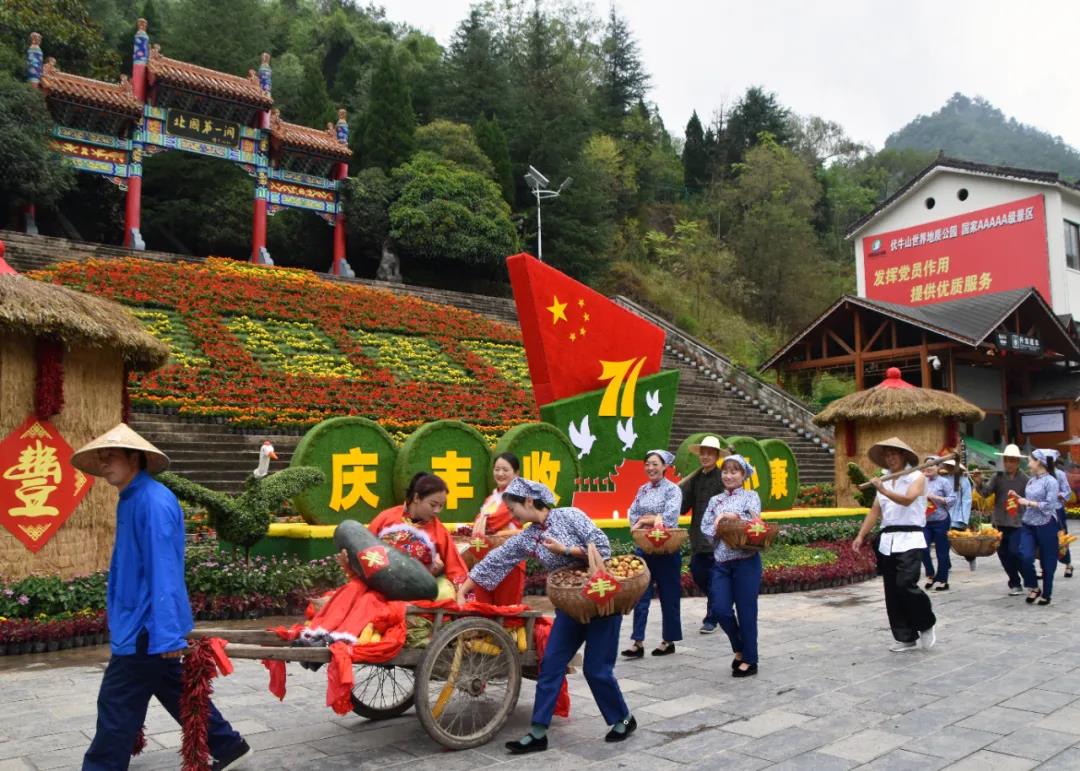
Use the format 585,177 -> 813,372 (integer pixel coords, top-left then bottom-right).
0,243 -> 167,579
814,367 -> 984,506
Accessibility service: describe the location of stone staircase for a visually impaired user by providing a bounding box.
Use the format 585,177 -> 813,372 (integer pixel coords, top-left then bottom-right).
3,230 -> 833,488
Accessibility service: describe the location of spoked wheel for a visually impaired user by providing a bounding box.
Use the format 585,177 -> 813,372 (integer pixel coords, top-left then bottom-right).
415,617 -> 522,749
350,665 -> 416,720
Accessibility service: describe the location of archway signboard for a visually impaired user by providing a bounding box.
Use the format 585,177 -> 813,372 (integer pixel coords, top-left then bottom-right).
28,21 -> 353,275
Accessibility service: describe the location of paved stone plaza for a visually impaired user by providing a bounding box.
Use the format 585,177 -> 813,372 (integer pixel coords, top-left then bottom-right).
4,563 -> 1080,770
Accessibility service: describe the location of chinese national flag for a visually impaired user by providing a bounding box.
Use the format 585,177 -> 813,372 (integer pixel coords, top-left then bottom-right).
507,253 -> 666,406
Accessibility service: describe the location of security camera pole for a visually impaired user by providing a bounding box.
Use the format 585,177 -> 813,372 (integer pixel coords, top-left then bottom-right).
524,165 -> 572,262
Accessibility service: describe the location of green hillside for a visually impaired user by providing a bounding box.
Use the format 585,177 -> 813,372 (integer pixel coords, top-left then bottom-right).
885,93 -> 1080,179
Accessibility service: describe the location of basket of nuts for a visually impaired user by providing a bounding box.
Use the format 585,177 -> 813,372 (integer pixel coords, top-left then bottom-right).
546,544 -> 651,623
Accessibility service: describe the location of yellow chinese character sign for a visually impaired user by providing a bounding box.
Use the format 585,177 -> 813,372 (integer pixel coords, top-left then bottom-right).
329,448 -> 379,511
0,415 -> 93,553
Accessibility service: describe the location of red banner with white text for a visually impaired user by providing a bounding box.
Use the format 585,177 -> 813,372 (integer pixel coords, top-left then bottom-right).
861,194 -> 1050,307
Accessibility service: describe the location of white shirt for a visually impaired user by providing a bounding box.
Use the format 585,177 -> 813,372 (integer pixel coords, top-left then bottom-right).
877,469 -> 928,556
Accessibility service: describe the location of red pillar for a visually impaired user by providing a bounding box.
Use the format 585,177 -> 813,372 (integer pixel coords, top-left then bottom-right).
331,160 -> 347,275
251,197 -> 267,263
123,175 -> 142,247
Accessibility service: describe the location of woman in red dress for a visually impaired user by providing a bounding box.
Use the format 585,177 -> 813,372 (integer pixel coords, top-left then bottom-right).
368,472 -> 469,586
469,453 -> 526,606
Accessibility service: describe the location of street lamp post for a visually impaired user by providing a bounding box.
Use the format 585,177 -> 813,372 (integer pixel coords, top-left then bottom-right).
524,165 -> 571,262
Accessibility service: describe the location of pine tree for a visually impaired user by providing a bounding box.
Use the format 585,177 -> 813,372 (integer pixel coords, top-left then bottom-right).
682,110 -> 708,194
442,8 -> 506,122
474,116 -> 514,203
293,54 -> 334,129
361,49 -> 416,169
595,6 -> 649,135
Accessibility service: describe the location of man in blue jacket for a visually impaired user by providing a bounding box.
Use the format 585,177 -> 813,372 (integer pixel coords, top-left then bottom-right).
73,424 -> 250,771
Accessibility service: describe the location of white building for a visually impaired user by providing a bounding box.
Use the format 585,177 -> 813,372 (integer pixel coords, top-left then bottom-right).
849,157 -> 1080,320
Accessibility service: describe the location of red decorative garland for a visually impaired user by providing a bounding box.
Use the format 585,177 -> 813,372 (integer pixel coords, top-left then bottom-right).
131,725 -> 147,757
34,338 -> 64,419
180,640 -> 217,771
121,364 -> 132,423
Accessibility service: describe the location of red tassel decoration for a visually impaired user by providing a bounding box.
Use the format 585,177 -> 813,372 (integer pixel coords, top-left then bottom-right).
34,338 -> 64,419
121,364 -> 131,423
131,725 -> 147,756
180,640 -> 217,771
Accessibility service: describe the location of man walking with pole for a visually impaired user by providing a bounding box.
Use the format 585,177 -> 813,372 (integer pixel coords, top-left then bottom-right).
680,435 -> 727,633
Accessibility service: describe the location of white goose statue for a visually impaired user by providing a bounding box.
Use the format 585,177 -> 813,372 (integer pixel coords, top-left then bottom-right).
253,440 -> 278,479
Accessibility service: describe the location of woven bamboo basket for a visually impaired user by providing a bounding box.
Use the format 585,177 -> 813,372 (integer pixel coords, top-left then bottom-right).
948,535 -> 1000,559
715,519 -> 779,552
546,544 -> 650,623
631,525 -> 688,555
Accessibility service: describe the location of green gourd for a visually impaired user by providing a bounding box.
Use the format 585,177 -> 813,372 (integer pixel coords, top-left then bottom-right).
334,520 -> 439,601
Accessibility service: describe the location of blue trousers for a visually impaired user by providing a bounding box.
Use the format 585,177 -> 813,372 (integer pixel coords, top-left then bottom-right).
1057,506 -> 1071,566
630,550 -> 683,643
998,526 -> 1022,588
1020,521 -> 1059,599
922,519 -> 951,583
84,632 -> 241,770
689,552 -> 718,624
708,553 -> 762,665
533,611 -> 628,728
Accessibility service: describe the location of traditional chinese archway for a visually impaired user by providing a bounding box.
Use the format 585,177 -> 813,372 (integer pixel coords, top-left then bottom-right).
26,21 -> 354,276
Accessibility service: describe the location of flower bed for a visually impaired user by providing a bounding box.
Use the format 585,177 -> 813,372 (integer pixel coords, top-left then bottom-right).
795,482 -> 837,509
34,258 -> 536,435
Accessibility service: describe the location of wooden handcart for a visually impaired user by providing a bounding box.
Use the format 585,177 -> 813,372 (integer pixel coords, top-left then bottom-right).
192,606 -> 551,750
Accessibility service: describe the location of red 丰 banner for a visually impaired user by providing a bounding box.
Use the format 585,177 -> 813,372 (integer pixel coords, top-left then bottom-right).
507,253 -> 666,406
861,194 -> 1050,307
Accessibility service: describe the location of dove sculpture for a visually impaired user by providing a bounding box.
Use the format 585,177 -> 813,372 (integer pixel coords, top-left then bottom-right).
568,415 -> 597,459
616,417 -> 638,451
645,389 -> 662,416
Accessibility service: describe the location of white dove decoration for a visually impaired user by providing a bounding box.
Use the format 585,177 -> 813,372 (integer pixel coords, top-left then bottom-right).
645,389 -> 662,416
616,417 -> 638,452
253,440 -> 278,479
567,416 -> 597,459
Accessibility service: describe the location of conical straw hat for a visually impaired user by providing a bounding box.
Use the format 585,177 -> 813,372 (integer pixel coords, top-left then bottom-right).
70,423 -> 170,476
867,436 -> 918,469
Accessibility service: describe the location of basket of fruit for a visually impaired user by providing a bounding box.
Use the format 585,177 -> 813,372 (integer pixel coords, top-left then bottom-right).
631,521 -> 688,555
947,525 -> 1001,558
1059,531 -> 1077,558
546,544 -> 650,623
714,517 -> 779,552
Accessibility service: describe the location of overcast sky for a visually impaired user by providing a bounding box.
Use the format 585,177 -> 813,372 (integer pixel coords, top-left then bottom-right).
387,0 -> 1080,151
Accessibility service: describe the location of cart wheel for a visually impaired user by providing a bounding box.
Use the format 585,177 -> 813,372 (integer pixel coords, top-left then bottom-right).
350,665 -> 415,720
415,617 -> 522,749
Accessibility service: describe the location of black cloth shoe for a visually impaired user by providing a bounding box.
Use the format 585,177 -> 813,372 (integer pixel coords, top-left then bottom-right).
731,657 -> 743,670
732,663 -> 758,678
933,583 -> 949,591
211,739 -> 251,771
605,715 -> 637,742
621,644 -> 644,658
506,735 -> 548,754
1026,589 -> 1042,604
651,642 -> 675,656
923,577 -> 935,589
1038,597 -> 1052,606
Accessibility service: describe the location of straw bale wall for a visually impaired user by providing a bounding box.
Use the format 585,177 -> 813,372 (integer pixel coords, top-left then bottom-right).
1,333 -> 122,579
835,417 -> 948,506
